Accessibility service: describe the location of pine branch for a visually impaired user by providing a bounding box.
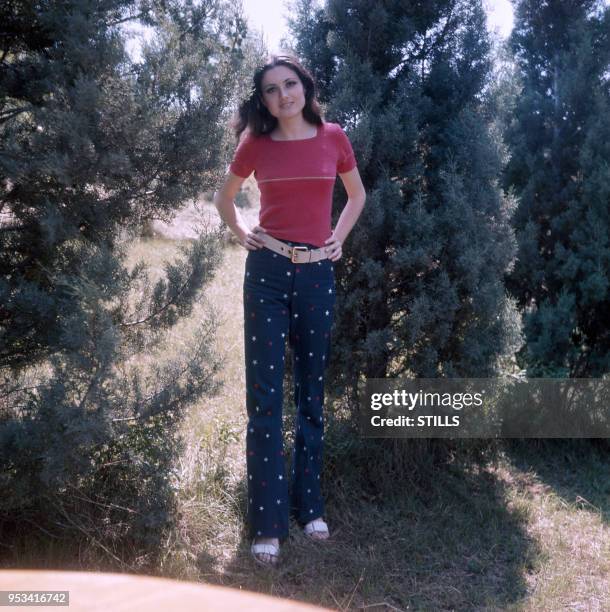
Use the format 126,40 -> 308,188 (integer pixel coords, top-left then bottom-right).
105,12 -> 147,28
51,493 -> 135,570
0,107 -> 30,124
0,223 -> 29,232
389,3 -> 456,76
120,269 -> 198,328
65,483 -> 140,515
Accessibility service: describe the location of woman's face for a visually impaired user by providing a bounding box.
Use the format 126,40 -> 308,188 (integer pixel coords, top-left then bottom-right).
260,65 -> 306,120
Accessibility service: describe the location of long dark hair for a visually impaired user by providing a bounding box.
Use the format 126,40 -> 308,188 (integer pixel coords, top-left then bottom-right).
232,54 -> 323,141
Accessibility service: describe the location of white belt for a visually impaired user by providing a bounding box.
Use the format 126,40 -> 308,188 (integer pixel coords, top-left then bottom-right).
255,231 -> 329,264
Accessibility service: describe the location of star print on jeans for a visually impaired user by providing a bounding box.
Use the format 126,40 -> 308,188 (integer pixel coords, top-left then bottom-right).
243,245 -> 335,539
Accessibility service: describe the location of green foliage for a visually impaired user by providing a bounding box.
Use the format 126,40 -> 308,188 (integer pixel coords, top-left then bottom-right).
322,404 -> 499,500
286,0 -> 523,483
504,0 -> 610,377
0,0 -> 248,563
288,0 -> 522,394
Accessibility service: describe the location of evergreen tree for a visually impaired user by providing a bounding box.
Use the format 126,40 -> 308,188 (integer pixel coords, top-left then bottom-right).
0,0 -> 246,558
504,0 -> 610,377
288,0 -> 522,400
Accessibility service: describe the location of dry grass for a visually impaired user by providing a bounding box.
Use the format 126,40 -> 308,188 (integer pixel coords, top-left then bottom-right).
492,443 -> 610,611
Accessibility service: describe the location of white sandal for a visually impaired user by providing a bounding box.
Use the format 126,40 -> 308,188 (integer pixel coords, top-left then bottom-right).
304,518 -> 329,539
250,541 -> 280,566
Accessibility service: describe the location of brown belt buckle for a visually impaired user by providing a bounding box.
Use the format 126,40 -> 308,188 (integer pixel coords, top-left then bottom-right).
291,246 -> 308,263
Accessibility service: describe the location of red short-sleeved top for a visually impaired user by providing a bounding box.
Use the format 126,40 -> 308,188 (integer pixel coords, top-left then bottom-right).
228,121 -> 357,247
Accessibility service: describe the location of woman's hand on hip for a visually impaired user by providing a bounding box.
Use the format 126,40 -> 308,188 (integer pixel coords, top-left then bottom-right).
242,225 -> 265,250
324,233 -> 343,262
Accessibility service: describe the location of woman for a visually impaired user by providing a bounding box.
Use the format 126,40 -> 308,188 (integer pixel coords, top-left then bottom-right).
214,54 -> 366,566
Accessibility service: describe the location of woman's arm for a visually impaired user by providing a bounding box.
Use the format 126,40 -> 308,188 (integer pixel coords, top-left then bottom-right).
324,167 -> 366,261
213,171 -> 265,250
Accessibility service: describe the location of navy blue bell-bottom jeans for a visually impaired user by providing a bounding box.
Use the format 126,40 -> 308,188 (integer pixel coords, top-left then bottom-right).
243,240 -> 335,541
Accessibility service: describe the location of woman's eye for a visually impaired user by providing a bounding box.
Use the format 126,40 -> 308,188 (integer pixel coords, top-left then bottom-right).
265,81 -> 296,93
